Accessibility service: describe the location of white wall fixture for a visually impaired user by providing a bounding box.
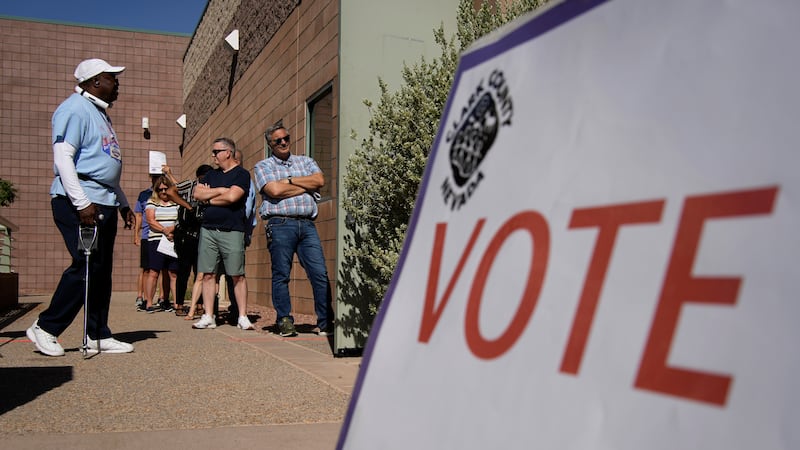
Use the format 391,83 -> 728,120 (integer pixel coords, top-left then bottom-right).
224,29 -> 239,51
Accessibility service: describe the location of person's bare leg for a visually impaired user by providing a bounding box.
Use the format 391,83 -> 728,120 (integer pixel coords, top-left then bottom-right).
144,269 -> 158,308
137,268 -> 145,299
186,274 -> 204,320
167,270 -> 178,308
233,275 -> 247,318
202,273 -> 216,318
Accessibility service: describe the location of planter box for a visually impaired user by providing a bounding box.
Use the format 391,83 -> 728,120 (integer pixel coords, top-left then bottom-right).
0,272 -> 18,310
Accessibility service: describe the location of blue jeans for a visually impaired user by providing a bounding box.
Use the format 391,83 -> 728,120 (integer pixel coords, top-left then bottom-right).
39,196 -> 117,339
266,217 -> 332,329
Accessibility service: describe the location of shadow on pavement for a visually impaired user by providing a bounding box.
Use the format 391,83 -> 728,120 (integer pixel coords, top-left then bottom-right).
0,303 -> 38,332
112,330 -> 170,345
0,366 -> 73,414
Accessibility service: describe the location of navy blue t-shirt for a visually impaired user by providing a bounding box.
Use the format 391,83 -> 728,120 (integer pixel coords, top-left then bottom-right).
200,165 -> 250,232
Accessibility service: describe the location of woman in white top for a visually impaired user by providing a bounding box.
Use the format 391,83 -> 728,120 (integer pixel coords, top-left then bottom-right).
143,175 -> 180,313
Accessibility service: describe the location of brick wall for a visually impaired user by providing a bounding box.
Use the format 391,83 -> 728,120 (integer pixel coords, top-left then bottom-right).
0,18 -> 189,295
182,0 -> 300,145
181,0 -> 339,315
182,0 -> 240,104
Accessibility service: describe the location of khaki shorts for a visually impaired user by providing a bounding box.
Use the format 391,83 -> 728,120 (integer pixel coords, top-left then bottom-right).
197,228 -> 245,275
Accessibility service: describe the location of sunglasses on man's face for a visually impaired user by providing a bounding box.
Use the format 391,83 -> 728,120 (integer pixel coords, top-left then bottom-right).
272,135 -> 290,145
211,148 -> 228,156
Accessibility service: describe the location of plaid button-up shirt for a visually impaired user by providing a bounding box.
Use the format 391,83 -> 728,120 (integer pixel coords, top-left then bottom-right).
254,154 -> 321,219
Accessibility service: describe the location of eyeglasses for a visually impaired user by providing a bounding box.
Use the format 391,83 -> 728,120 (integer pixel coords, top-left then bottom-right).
211,148 -> 228,156
157,187 -> 169,192
272,135 -> 290,145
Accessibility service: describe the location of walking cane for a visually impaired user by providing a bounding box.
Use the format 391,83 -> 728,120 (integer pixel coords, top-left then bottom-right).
78,214 -> 101,358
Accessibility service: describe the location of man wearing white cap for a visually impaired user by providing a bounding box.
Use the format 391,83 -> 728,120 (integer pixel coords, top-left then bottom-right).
27,58 -> 136,356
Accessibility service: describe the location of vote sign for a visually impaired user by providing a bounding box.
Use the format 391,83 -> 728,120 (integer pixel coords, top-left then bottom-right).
339,0 -> 800,448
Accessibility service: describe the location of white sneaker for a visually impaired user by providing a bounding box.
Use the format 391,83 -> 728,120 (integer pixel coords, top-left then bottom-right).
316,327 -> 334,337
237,316 -> 254,330
26,320 -> 65,357
192,314 -> 216,329
86,337 -> 134,354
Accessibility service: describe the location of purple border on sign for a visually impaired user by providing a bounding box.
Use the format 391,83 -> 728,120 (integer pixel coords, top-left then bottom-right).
337,0 -> 609,447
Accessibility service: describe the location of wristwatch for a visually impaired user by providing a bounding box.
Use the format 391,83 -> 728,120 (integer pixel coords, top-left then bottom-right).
287,176 -> 293,185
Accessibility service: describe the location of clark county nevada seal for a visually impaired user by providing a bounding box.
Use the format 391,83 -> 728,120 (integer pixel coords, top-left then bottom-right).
441,69 -> 513,211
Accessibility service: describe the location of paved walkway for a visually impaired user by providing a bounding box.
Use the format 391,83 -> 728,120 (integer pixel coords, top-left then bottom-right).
0,293 -> 361,449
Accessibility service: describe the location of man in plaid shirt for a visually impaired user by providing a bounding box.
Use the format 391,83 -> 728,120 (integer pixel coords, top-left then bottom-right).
253,121 -> 333,337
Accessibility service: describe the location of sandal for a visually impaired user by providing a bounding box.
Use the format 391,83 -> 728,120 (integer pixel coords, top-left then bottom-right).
175,306 -> 188,316
185,306 -> 197,320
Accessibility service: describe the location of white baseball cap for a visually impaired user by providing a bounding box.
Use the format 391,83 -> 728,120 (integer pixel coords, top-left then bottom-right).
74,58 -> 125,82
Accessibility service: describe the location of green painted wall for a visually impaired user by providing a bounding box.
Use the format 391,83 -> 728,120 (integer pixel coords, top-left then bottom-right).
335,0 -> 460,352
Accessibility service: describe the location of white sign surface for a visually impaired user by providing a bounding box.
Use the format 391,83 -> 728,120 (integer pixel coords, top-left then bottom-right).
339,0 -> 800,448
148,150 -> 166,175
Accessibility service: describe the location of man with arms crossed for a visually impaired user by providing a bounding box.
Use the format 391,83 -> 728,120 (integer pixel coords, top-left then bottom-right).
191,137 -> 254,330
254,122 -> 333,337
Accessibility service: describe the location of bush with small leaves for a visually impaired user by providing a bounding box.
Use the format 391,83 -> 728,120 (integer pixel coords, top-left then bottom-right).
340,0 -> 548,342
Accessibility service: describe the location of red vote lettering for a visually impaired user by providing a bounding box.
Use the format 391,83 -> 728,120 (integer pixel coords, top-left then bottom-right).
560,200 -> 665,374
418,219 -> 486,343
417,185 -> 778,406
635,186 -> 778,406
465,211 -> 550,359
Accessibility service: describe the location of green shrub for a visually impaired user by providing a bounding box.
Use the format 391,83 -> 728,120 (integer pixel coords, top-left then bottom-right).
0,178 -> 17,207
340,0 -> 548,342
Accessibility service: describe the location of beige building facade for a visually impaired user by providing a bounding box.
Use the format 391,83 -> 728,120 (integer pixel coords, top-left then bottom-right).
1,0 -> 460,350
183,0 -> 458,350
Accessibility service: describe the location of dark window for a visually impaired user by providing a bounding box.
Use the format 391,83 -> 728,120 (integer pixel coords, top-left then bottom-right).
308,86 -> 334,199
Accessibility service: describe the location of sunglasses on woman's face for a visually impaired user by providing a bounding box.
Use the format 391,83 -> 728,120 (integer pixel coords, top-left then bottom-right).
157,187 -> 168,192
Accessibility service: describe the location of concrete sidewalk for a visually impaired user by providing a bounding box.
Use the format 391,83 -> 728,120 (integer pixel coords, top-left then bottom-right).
0,293 -> 361,450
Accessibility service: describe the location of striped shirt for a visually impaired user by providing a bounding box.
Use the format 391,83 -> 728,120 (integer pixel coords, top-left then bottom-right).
145,199 -> 178,241
253,154 -> 321,219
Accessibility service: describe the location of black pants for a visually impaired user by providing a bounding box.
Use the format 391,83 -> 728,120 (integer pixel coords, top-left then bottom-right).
175,235 -> 198,306
226,274 -> 239,318
38,196 -> 117,339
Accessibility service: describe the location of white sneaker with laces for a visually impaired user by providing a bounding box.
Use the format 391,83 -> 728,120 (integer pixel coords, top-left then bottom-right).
237,316 -> 254,330
86,337 -> 134,354
193,314 -> 216,329
26,320 -> 65,357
